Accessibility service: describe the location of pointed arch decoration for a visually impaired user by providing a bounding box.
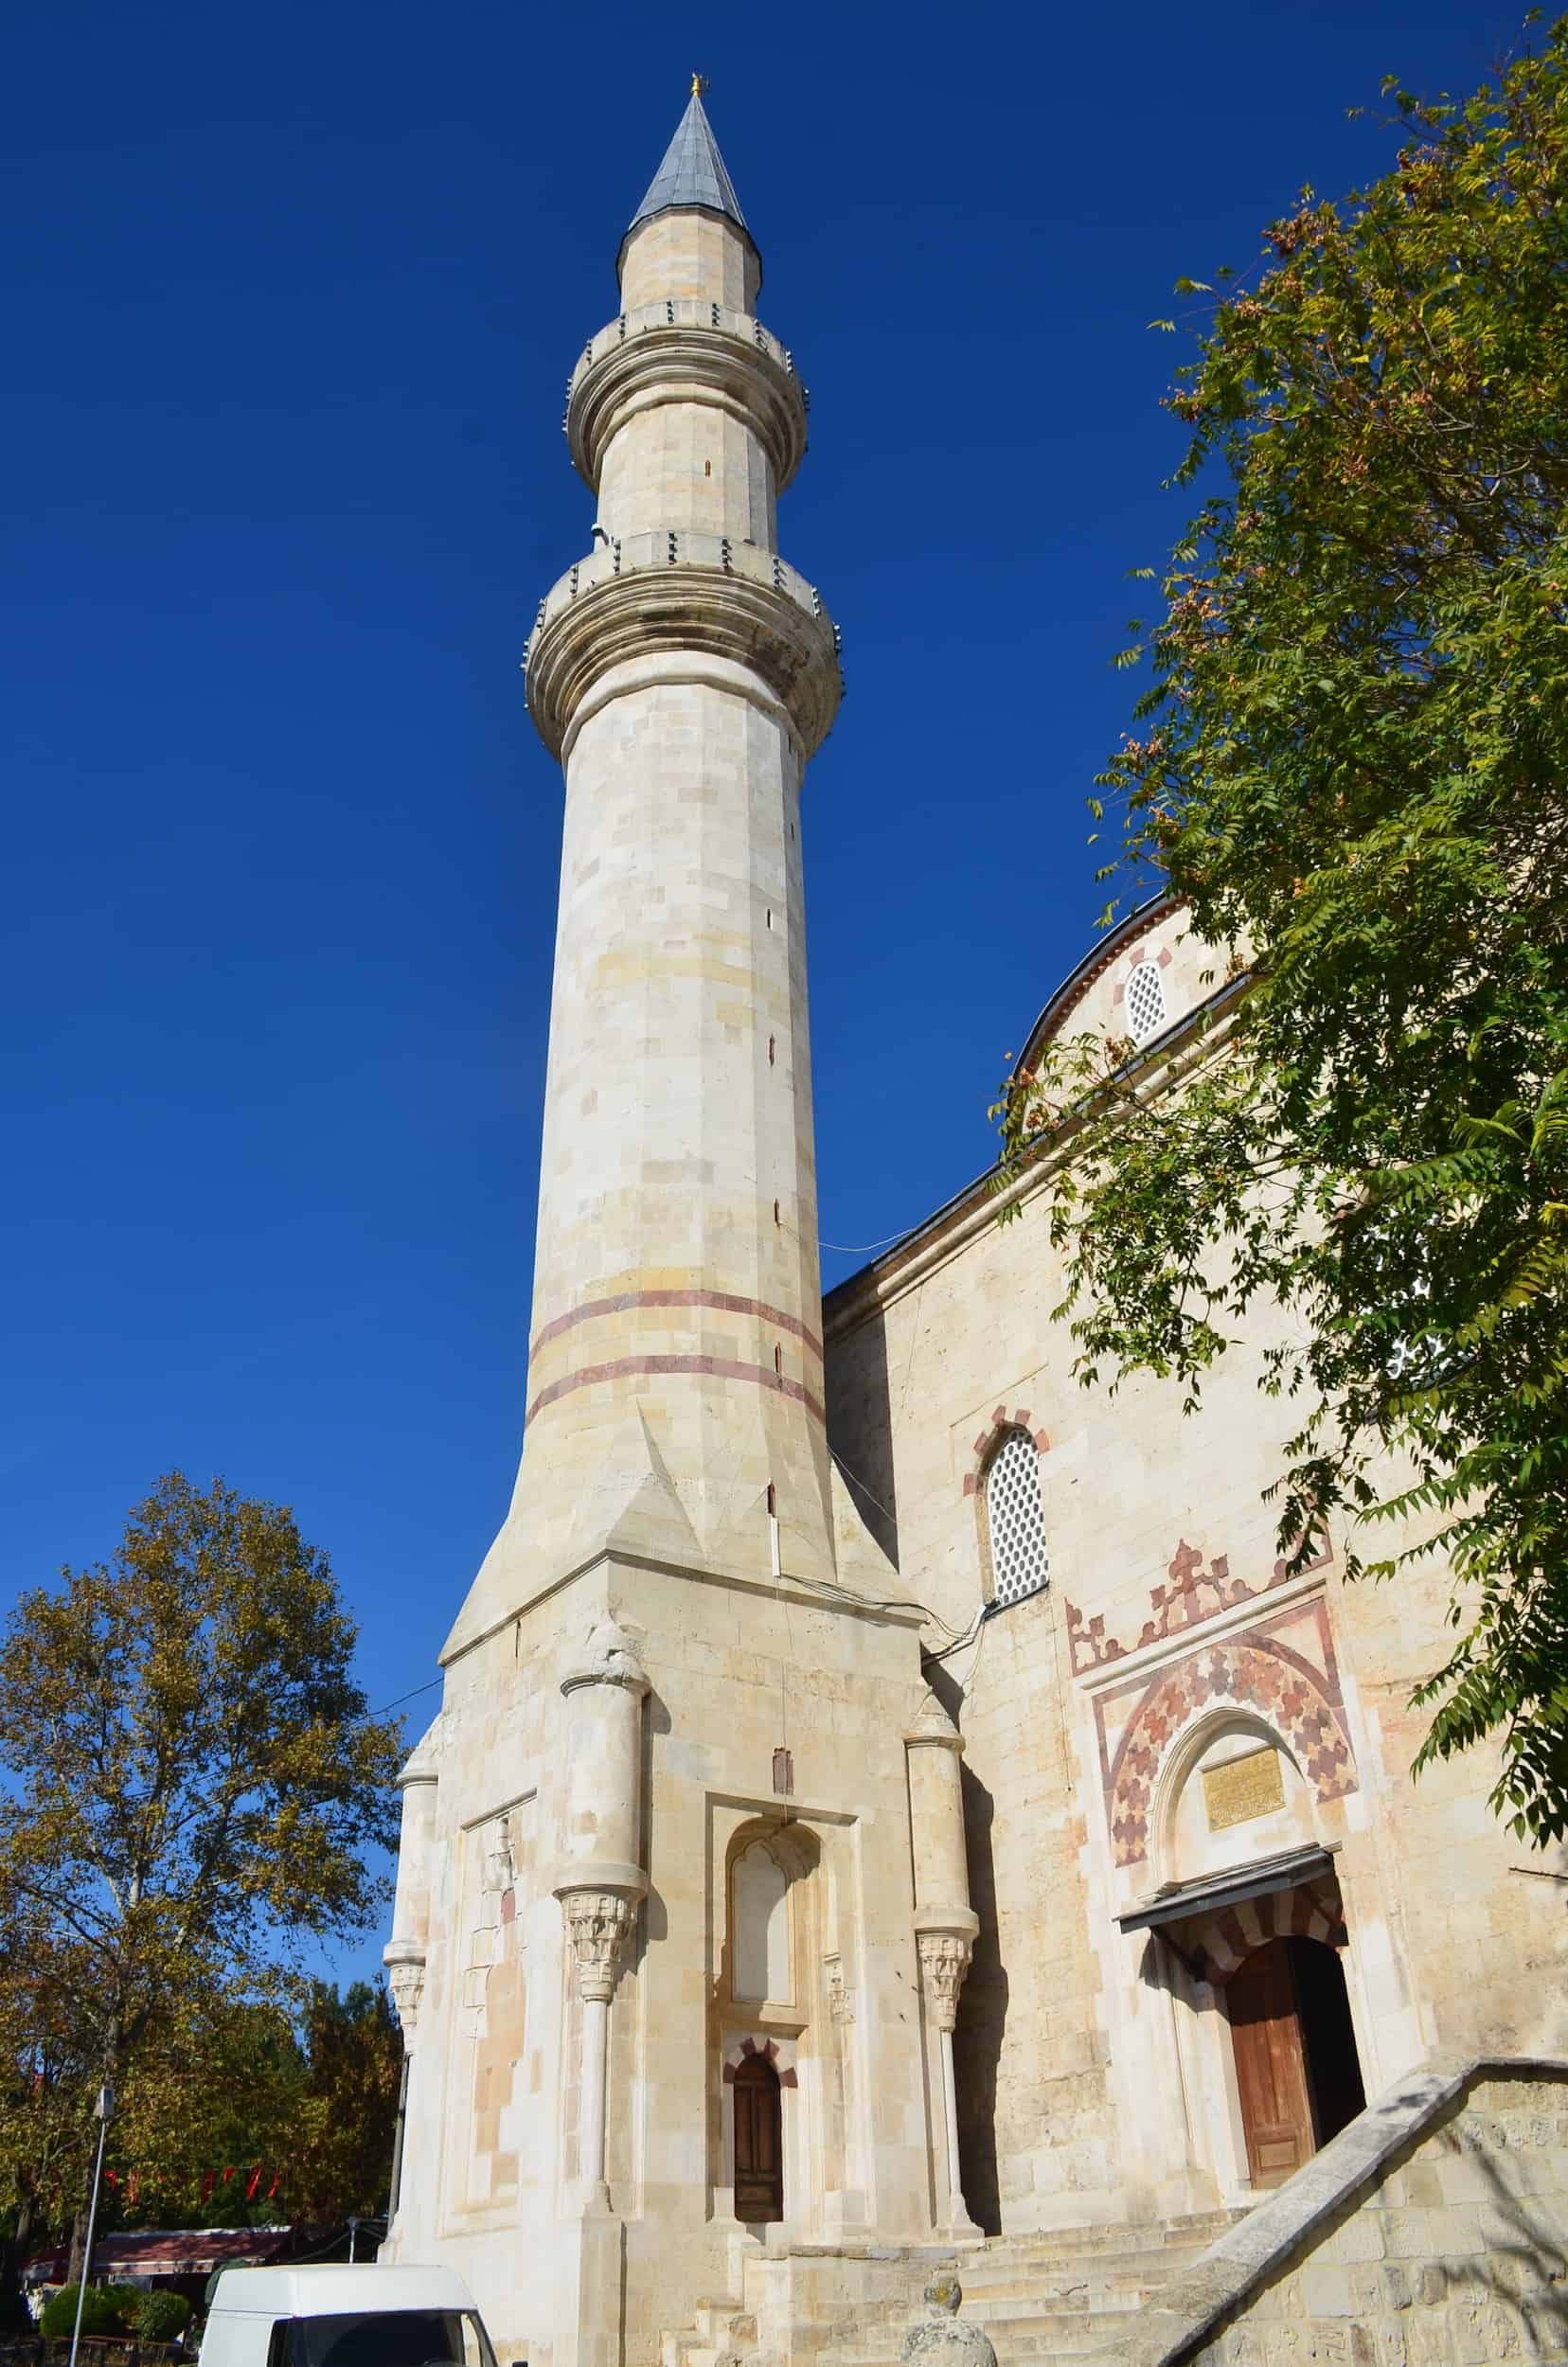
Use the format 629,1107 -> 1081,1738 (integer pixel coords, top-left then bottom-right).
1106,1636 -> 1356,1868
961,1405 -> 1050,1496
1167,1875 -> 1348,1988
720,2032 -> 797,2089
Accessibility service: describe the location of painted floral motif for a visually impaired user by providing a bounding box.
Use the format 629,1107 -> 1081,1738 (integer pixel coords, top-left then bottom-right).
1107,1636 -> 1355,1867
1067,1532 -> 1332,1674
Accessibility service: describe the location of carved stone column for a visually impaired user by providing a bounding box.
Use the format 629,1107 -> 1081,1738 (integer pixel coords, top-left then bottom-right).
383,1720 -> 440,2047
906,1690 -> 981,2239
918,1931 -> 974,2239
382,1718 -> 439,2237
563,1889 -> 637,2210
553,1617 -> 650,2215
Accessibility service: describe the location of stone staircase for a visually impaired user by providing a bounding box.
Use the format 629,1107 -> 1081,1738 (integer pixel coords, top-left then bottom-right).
662,2297 -> 761,2367
809,2213 -> 1242,2367
661,2212 -> 1242,2367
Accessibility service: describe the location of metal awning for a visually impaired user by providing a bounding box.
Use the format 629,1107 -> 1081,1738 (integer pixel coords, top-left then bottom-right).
1115,1844 -> 1338,1936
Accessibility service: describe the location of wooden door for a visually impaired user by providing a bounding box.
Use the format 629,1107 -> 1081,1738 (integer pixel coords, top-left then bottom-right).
1228,1938 -> 1314,2188
732,2055 -> 783,2222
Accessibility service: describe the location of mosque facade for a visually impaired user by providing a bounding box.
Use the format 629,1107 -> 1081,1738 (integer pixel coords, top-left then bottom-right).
380,91 -> 1567,2367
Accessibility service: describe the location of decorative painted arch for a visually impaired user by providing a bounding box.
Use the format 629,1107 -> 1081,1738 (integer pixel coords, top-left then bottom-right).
961,1405 -> 1050,1498
721,2032 -> 798,2089
1108,1637 -> 1356,1868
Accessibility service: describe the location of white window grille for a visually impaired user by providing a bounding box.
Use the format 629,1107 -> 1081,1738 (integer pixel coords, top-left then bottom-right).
1126,958 -> 1167,1044
985,1430 -> 1050,1609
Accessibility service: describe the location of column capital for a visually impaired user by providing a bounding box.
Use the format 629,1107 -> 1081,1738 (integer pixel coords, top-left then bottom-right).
559,1886 -> 640,2003
916,1930 -> 973,2034
383,1939 -> 426,2039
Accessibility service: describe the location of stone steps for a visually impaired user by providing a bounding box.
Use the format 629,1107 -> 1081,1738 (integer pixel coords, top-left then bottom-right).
661,2209 -> 1245,2367
968,2209 -> 1237,2265
660,2304 -> 757,2367
811,2211 -> 1242,2367
949,2253 -> 1207,2298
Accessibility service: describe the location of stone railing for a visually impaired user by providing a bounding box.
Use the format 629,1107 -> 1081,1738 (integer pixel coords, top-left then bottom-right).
565,302 -> 804,402
1101,2052 -> 1568,2367
563,305 -> 810,491
524,532 -> 843,759
526,531 -> 833,644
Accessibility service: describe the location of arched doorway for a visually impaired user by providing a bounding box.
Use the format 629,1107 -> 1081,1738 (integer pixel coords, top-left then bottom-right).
732,2053 -> 783,2223
1228,1935 -> 1365,2188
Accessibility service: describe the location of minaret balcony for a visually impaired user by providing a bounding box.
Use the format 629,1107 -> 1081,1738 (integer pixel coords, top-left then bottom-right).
524,530 -> 842,761
564,302 -> 809,495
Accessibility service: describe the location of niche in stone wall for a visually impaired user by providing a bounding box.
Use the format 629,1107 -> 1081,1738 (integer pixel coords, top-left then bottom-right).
732,1840 -> 791,2005
1160,1715 -> 1318,1888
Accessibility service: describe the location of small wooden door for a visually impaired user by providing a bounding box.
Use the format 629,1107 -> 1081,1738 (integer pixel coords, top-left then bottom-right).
732,2054 -> 784,2223
1228,1938 -> 1315,2188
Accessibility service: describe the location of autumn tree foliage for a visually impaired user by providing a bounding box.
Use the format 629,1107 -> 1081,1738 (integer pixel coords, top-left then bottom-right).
287,1983 -> 402,2223
0,1475 -> 403,2281
997,25 -> 1568,1839
1,1985 -> 400,2308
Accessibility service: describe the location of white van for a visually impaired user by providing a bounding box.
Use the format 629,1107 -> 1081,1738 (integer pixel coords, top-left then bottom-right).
200,2265 -> 500,2367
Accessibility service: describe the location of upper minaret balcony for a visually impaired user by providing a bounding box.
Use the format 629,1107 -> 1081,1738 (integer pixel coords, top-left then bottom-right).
526,85 -> 840,764
561,88 -> 805,548
565,303 -> 807,547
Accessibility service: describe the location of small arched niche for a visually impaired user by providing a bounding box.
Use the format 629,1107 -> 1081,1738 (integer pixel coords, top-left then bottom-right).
722,1818 -> 823,2017
732,1840 -> 791,2005
1159,1714 -> 1318,1888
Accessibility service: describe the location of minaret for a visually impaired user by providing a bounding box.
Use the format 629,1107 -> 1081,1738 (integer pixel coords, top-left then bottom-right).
384,91 -> 971,2367
445,84 -> 847,1655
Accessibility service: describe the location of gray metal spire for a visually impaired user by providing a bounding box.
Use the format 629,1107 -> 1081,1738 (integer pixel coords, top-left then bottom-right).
625,85 -> 750,244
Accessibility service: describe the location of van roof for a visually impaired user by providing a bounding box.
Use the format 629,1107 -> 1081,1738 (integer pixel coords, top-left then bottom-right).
207,2266 -> 478,2318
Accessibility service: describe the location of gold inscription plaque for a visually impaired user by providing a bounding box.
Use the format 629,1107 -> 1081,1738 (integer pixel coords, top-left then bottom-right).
1203,1748 -> 1285,1833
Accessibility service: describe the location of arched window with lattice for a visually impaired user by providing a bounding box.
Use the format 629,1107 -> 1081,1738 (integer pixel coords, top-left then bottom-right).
984,1429 -> 1049,1609
1126,958 -> 1167,1045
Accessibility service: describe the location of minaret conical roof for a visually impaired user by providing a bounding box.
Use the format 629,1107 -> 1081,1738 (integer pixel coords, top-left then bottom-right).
622,90 -> 756,262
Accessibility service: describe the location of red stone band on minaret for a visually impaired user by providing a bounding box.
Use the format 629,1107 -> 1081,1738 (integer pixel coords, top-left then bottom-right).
525,1353 -> 825,1430
530,1287 -> 824,1362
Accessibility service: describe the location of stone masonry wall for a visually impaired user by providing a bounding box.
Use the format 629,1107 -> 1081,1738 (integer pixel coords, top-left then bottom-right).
824,903 -> 1568,2231
1175,2071 -> 1568,2367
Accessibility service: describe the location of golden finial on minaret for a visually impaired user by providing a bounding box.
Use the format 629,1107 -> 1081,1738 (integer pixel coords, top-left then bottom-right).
690,72 -> 709,98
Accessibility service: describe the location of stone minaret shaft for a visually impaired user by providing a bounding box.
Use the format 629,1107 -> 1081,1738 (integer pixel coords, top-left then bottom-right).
503,96 -> 844,1606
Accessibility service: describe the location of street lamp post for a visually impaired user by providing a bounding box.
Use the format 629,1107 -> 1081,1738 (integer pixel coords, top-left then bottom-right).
67,2084 -> 115,2367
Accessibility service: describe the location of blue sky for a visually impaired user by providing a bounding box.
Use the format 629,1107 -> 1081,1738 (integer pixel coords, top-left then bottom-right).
5,0 -> 1517,1980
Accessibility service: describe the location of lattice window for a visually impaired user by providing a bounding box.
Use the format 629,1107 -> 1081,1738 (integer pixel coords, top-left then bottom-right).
985,1430 -> 1049,1609
1126,958 -> 1167,1044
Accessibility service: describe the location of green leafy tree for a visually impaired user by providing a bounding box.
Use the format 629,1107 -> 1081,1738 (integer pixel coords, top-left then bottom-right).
129,2290 -> 193,2341
110,1991 -> 305,2229
0,1902 -> 101,2308
289,1983 -> 401,2223
39,2286 -> 134,2339
997,22 -> 1568,1840
0,1475 -> 403,2277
